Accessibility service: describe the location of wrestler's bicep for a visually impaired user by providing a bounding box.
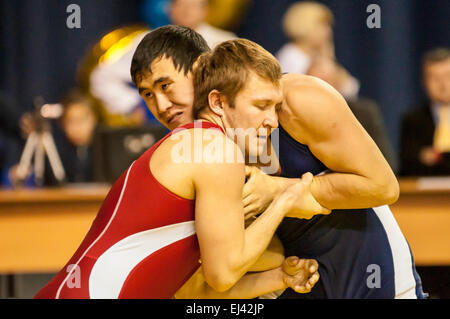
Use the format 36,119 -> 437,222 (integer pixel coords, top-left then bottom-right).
286,80 -> 386,175
191,137 -> 246,286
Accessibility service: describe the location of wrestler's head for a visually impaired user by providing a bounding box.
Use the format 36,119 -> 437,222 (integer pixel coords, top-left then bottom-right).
131,25 -> 210,130
193,39 -> 282,158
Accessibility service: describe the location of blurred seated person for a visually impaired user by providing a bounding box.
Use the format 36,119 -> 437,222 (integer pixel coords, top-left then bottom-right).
141,0 -> 248,32
0,92 -> 35,187
276,1 -> 360,100
168,0 -> 236,48
45,89 -> 99,185
400,48 -> 450,176
307,55 -> 398,173
0,91 -> 34,140
88,0 -> 236,127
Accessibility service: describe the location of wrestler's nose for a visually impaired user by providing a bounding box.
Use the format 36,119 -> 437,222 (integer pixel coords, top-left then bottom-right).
155,93 -> 173,115
263,108 -> 279,129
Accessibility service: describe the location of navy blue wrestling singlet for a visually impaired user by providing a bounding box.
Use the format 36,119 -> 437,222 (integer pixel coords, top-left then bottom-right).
270,125 -> 426,299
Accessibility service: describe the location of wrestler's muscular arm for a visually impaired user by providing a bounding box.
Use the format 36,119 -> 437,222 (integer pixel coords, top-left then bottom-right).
189,130 -> 320,292
192,132 -> 285,292
244,75 -> 399,218
175,218 -> 289,298
280,74 -> 399,209
247,75 -> 399,213
176,257 -> 319,299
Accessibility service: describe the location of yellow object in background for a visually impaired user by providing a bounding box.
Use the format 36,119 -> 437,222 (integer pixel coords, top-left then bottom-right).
76,25 -> 149,128
206,0 -> 250,30
434,105 -> 450,152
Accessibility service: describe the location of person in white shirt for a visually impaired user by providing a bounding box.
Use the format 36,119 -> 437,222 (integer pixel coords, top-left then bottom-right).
89,0 -> 236,125
276,1 -> 360,100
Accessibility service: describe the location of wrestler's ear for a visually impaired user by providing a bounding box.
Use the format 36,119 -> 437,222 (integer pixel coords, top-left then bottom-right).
208,89 -> 227,117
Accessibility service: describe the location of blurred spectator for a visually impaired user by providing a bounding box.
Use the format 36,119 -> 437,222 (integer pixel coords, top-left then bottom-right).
0,92 -> 35,187
276,1 -> 360,100
306,55 -> 398,172
169,0 -> 236,48
0,92 -> 34,140
88,0 -> 236,127
400,48 -> 450,176
141,0 -> 246,35
46,89 -> 99,184
4,90 -> 100,187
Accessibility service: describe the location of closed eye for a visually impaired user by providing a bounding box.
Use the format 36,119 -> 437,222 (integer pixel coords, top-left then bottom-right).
255,104 -> 269,110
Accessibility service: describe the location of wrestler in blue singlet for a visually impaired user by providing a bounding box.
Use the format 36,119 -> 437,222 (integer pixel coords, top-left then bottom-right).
273,125 -> 426,299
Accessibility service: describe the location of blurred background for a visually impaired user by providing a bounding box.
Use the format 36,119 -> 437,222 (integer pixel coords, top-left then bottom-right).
0,0 -> 449,298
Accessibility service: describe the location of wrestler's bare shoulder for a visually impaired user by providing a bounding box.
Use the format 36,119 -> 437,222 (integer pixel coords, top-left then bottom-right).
149,127 -> 244,200
279,74 -> 350,143
281,73 -> 341,101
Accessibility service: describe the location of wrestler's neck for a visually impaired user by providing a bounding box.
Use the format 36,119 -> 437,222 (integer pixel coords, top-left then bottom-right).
196,111 -> 225,132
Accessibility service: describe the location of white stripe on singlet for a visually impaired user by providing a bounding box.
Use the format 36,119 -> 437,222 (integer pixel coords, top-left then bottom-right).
55,161 -> 135,299
372,205 -> 417,299
89,221 -> 196,299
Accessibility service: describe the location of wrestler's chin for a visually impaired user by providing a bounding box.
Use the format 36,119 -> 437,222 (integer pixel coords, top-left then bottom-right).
167,114 -> 188,130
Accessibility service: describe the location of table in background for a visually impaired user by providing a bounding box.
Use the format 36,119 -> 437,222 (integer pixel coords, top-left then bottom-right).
0,185 -> 109,273
0,178 -> 449,274
390,177 -> 450,266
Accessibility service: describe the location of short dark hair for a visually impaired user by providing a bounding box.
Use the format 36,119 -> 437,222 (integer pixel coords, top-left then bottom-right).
422,47 -> 450,68
130,25 -> 210,85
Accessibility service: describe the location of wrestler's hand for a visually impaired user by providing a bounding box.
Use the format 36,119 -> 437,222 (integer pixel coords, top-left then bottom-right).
280,172 -> 331,219
282,256 -> 319,293
243,166 -> 280,220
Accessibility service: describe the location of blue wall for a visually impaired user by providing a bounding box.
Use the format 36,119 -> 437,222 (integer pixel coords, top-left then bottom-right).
1,0 -> 449,154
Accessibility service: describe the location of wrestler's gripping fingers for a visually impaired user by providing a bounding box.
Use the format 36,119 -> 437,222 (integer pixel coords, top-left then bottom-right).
282,256 -> 303,276
283,274 -> 307,293
307,259 -> 319,274
305,272 -> 320,290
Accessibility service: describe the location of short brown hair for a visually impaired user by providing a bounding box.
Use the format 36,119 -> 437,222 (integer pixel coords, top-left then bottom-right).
193,39 -> 282,118
422,47 -> 450,68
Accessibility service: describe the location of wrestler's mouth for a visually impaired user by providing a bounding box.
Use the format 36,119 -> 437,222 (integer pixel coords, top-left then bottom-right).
167,111 -> 183,125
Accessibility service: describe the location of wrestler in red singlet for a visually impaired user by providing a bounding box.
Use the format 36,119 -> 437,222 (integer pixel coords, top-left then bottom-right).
35,122 -> 222,299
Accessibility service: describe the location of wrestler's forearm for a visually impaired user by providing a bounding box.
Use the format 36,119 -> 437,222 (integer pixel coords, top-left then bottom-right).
267,173 -> 397,211
247,235 -> 285,272
310,171 -> 399,209
236,199 -> 288,276
197,192 -> 289,293
176,266 -> 286,299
